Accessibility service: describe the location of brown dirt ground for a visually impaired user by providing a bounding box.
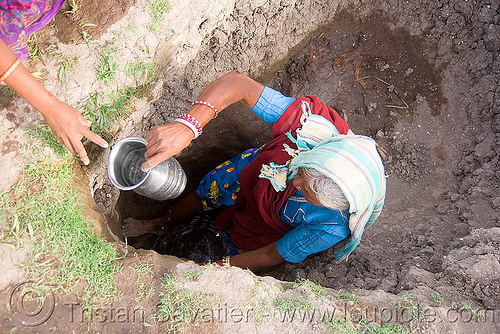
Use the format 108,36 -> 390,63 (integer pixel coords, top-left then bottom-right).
112,0 -> 500,314
1,0 -> 499,333
114,0 -> 500,320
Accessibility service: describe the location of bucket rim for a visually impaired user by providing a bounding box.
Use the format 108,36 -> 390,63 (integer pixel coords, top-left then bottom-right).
107,136 -> 151,191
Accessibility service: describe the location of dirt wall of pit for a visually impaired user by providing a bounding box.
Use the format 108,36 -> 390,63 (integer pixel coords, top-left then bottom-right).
91,0 -> 349,234
86,0 -> 500,326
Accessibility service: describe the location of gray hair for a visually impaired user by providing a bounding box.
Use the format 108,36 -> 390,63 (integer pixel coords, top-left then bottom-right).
303,167 -> 350,210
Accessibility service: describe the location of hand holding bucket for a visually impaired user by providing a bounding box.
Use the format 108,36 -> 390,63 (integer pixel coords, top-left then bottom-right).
107,136 -> 187,201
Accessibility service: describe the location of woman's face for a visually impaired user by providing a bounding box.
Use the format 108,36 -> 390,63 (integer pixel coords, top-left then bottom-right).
292,167 -> 323,206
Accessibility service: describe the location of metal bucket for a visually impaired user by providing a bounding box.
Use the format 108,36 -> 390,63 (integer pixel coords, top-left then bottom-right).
107,136 -> 187,201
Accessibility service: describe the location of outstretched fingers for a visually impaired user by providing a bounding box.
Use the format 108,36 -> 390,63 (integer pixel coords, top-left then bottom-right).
80,126 -> 108,148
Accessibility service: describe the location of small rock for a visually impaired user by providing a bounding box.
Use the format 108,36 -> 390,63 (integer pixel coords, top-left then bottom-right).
473,283 -> 484,298
474,133 -> 495,158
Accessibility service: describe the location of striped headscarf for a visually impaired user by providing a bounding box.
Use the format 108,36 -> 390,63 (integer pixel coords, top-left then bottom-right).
291,134 -> 386,262
261,101 -> 386,262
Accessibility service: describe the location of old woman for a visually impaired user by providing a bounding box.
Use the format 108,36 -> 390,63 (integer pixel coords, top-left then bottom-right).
122,72 -> 386,271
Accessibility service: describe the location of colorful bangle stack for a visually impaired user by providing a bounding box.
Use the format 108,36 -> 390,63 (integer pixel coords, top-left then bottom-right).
174,113 -> 203,139
192,100 -> 219,118
0,58 -> 21,83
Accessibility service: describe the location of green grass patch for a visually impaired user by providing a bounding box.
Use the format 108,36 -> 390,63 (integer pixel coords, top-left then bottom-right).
131,263 -> 155,301
58,56 -> 78,88
338,291 -> 361,304
394,292 -> 423,321
184,269 -> 202,280
0,130 -> 121,302
430,291 -> 444,307
285,277 -> 328,298
323,315 -> 359,334
0,86 -> 15,103
96,52 -> 119,85
453,300 -> 486,321
125,22 -> 138,32
248,281 -> 272,325
323,316 -> 413,334
147,0 -> 171,32
45,45 -> 79,86
274,297 -> 313,316
27,32 -> 44,62
26,124 -> 67,157
80,86 -> 144,140
125,58 -> 156,84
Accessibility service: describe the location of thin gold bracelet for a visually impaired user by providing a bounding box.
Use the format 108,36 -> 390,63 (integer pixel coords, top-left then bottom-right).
0,58 -> 21,83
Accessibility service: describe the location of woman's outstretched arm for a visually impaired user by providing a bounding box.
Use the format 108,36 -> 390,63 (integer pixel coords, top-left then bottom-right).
142,71 -> 265,171
216,241 -> 286,272
0,39 -> 108,164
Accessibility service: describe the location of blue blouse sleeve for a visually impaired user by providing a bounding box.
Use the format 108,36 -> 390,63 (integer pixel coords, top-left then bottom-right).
276,197 -> 351,263
251,86 -> 295,124
276,227 -> 350,263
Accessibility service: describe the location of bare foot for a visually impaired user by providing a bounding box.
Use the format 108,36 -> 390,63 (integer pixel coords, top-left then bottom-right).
121,218 -> 163,237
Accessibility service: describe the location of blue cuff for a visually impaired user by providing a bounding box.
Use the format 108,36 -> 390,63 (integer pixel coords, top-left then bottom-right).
251,86 -> 295,124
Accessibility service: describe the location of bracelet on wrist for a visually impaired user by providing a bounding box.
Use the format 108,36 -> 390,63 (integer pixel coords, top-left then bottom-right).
192,100 -> 219,118
174,113 -> 203,139
221,255 -> 231,267
0,58 -> 21,83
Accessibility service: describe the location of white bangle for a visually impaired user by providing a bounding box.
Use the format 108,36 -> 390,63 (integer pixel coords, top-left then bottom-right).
174,114 -> 203,139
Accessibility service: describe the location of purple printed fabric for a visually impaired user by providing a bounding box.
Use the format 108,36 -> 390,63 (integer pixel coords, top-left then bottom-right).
0,0 -> 66,61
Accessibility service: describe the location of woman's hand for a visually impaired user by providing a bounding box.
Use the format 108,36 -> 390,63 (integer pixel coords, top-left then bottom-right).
140,71 -> 266,171
228,241 -> 285,272
0,39 -> 109,164
43,100 -> 108,165
141,122 -> 195,171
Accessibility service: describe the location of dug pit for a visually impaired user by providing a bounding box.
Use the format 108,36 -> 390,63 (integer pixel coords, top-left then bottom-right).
93,0 -> 500,311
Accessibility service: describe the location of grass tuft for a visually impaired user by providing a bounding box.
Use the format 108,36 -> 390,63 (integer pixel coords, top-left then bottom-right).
0,130 -> 121,302
80,86 -> 143,140
453,300 -> 486,321
430,291 -> 444,307
27,32 -> 44,62
65,0 -> 80,15
96,52 -> 119,85
155,273 -> 214,329
337,291 -> 361,304
58,56 -> 78,87
125,58 -> 156,84
147,0 -> 171,32
131,263 -> 155,301
286,277 -> 328,298
274,297 -> 313,314
0,86 -> 16,103
323,315 -> 413,334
